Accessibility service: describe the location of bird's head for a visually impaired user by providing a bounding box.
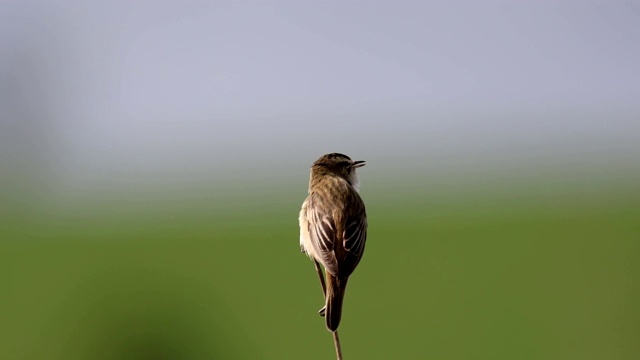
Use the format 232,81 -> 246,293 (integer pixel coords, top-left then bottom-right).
310,153 -> 365,190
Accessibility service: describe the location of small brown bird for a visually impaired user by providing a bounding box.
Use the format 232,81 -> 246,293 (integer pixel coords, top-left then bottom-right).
299,153 -> 367,332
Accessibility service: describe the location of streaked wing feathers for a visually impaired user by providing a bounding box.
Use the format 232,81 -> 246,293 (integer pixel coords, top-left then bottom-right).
307,203 -> 339,274
305,186 -> 367,277
344,215 -> 367,258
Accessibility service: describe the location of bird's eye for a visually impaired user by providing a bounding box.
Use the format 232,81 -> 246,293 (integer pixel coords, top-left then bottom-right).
338,161 -> 350,167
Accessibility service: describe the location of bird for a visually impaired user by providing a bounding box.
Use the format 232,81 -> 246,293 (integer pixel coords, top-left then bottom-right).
299,153 -> 367,332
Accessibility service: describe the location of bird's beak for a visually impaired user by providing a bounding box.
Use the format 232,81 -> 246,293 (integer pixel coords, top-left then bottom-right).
351,160 -> 366,168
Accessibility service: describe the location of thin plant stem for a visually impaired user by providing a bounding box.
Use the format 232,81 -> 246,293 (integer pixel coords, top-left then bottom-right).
314,260 -> 343,360
332,331 -> 343,360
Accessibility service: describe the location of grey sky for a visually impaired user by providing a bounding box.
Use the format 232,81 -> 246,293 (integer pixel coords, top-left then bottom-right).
1,1 -> 639,193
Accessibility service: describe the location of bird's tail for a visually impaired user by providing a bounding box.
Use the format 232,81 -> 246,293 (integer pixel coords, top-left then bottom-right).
325,272 -> 348,332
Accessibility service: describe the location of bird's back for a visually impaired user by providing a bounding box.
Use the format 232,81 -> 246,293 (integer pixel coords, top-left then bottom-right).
302,176 -> 367,278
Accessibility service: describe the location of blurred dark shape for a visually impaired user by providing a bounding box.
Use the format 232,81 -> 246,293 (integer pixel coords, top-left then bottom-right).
0,31 -> 57,227
33,268 -> 257,360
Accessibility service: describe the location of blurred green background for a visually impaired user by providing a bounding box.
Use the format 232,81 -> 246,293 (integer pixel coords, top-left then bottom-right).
2,1 -> 640,359
2,171 -> 639,359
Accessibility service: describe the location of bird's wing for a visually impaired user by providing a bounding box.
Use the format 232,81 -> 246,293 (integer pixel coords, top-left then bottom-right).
341,194 -> 367,276
344,214 -> 367,258
307,197 -> 339,274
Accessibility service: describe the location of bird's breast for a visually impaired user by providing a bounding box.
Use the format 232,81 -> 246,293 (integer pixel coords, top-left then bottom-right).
298,199 -> 317,260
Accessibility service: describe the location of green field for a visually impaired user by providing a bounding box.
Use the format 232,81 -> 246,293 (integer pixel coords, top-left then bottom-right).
1,176 -> 638,359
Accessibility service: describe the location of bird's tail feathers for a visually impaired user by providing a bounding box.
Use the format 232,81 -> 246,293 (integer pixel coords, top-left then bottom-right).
325,273 -> 348,332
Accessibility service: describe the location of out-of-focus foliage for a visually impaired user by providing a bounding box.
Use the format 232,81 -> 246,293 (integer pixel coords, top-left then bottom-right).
2,178 -> 638,359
